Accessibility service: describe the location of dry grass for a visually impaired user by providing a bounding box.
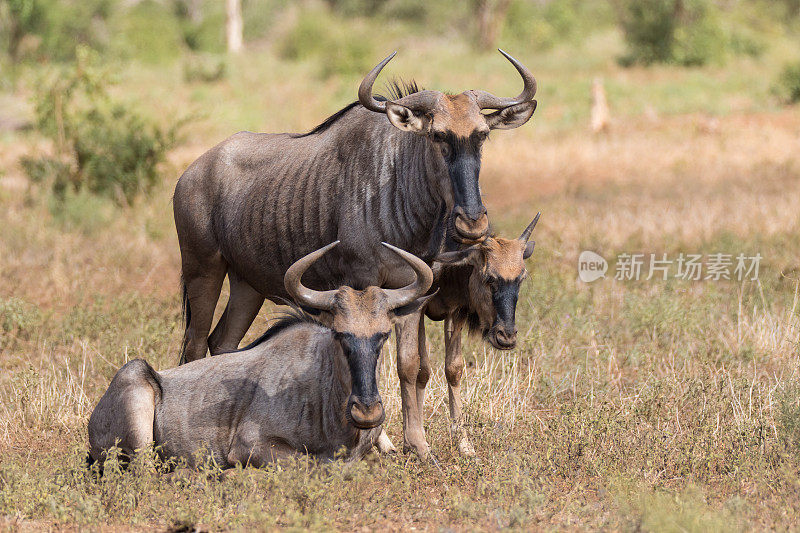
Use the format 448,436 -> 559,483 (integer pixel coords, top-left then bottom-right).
2,46 -> 800,529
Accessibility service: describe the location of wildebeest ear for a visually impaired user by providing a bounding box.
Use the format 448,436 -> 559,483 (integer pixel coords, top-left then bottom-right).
392,290 -> 438,318
386,102 -> 431,134
434,246 -> 480,266
486,100 -> 536,130
523,240 -> 535,260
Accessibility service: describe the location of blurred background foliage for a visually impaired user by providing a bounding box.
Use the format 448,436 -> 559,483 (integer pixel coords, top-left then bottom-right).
1,0 -> 800,205
2,0 -> 799,69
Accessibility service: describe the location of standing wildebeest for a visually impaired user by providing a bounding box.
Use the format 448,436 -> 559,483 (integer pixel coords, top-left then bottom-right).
88,242 -> 434,468
415,213 -> 540,456
173,50 -> 537,457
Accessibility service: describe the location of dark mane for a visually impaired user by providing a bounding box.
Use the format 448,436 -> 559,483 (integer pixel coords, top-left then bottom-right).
384,78 -> 421,100
236,305 -> 326,351
290,78 -> 422,138
290,101 -> 360,138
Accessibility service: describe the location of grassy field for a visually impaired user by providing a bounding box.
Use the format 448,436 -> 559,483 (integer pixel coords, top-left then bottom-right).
2,26 -> 800,530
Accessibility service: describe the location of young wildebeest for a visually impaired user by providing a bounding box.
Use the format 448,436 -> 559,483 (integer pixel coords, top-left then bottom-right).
413,214 -> 540,456
87,242 -> 433,468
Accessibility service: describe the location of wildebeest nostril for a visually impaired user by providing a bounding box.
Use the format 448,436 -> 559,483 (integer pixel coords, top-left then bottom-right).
453,212 -> 489,241
348,397 -> 385,428
494,329 -> 517,349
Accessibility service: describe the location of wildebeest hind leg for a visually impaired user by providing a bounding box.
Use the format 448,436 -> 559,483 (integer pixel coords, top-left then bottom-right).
180,253 -> 227,364
88,359 -> 159,466
208,272 -> 265,354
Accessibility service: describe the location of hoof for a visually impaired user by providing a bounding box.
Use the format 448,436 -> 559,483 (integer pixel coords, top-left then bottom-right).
458,438 -> 476,457
376,431 -> 397,454
403,443 -> 431,461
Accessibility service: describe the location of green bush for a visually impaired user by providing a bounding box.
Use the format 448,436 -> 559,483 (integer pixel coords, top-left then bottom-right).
0,297 -> 42,349
777,384 -> 800,454
279,7 -> 375,79
775,61 -> 800,104
112,0 -> 185,64
21,47 -> 185,206
616,0 -> 727,67
504,0 -> 613,51
183,53 -> 227,83
171,0 -> 226,53
0,0 -> 111,63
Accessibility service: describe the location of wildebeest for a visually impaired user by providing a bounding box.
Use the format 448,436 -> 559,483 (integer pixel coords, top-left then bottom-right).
173,50 -> 538,370
415,214 -> 540,456
87,242 -> 434,468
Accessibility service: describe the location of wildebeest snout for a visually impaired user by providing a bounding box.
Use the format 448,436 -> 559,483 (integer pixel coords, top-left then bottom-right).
490,326 -> 517,350
453,206 -> 489,242
348,396 -> 385,429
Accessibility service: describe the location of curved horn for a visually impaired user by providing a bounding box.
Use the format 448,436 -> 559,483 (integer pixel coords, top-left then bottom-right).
473,49 -> 538,110
359,52 -> 397,113
519,212 -> 541,242
284,241 -> 341,311
381,242 -> 434,309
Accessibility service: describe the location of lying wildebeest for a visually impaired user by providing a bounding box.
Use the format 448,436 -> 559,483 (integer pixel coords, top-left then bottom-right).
173,50 -> 537,457
416,214 -> 540,456
87,242 -> 433,468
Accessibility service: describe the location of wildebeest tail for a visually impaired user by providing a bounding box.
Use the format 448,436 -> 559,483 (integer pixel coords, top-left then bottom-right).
179,274 -> 190,365
139,359 -> 163,401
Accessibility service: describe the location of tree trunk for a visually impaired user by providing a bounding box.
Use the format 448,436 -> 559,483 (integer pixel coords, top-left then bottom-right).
226,0 -> 243,53
474,0 -> 512,50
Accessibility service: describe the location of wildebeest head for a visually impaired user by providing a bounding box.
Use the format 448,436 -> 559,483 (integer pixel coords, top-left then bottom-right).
359,50 -> 538,244
436,213 -> 540,350
284,241 -> 434,429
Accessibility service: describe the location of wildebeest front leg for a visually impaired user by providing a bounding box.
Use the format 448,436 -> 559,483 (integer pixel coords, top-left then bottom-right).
208,272 -> 265,354
227,430 -> 300,467
395,312 -> 430,459
444,314 -> 475,456
416,312 -> 431,421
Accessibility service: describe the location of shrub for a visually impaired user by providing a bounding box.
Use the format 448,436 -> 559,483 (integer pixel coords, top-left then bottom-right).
775,61 -> 800,104
21,47 -> 185,206
503,0 -> 614,52
112,0 -> 185,64
183,53 -> 227,83
776,384 -> 800,454
616,0 -> 726,67
278,7 -> 374,79
0,0 -> 111,63
0,297 -> 42,348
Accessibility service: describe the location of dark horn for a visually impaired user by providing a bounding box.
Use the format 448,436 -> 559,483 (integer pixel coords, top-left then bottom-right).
473,49 -> 538,110
519,212 -> 541,242
381,243 -> 434,309
284,241 -> 340,311
358,52 -> 397,113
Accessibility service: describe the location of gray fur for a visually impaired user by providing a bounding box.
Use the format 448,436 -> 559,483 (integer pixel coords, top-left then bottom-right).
87,319 -> 381,468
174,106 -> 453,363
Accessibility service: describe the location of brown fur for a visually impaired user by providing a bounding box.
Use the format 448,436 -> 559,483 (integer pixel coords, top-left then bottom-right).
330,287 -> 394,338
402,222 -> 537,457
432,94 -> 491,139
479,237 -> 527,280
